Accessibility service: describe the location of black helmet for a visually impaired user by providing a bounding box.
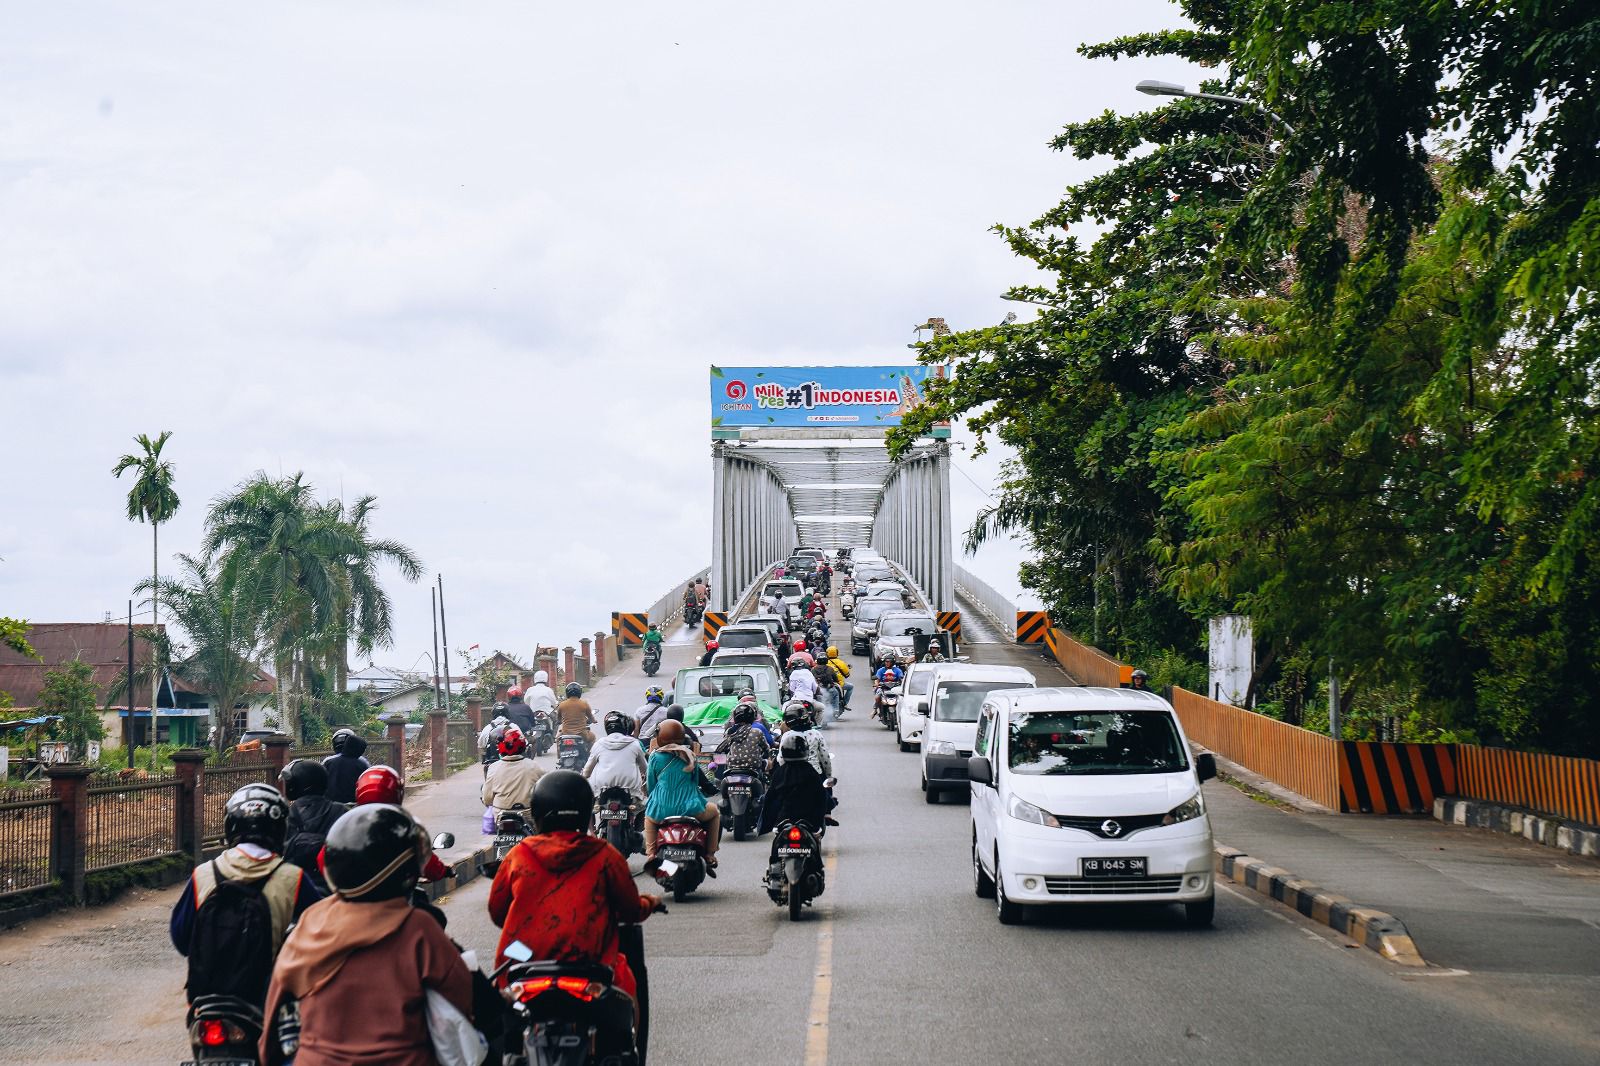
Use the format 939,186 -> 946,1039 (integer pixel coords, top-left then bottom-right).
323,803 -> 423,902
604,711 -> 633,736
530,770 -> 594,834
279,758 -> 328,801
330,727 -> 354,755
223,783 -> 289,851
665,704 -> 686,722
779,732 -> 809,763
732,703 -> 757,726
565,682 -> 582,699
1130,668 -> 1149,688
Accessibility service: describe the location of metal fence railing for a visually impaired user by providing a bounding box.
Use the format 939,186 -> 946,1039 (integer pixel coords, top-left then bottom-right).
0,791 -> 59,896
446,721 -> 476,768
646,566 -> 712,629
366,739 -> 398,768
955,564 -> 1018,640
201,760 -> 278,843
84,776 -> 181,873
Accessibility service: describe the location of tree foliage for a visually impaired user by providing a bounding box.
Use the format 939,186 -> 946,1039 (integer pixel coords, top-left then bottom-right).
37,659 -> 106,760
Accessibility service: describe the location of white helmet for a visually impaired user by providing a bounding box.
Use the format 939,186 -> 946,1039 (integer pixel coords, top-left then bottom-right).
534,670 -> 549,684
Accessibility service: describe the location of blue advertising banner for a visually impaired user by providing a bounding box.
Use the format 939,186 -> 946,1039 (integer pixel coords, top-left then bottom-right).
709,365 -> 941,429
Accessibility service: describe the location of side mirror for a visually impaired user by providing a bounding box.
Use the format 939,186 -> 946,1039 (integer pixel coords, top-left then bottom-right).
1196,752 -> 1218,783
503,940 -> 534,963
432,832 -> 456,850
967,755 -> 993,786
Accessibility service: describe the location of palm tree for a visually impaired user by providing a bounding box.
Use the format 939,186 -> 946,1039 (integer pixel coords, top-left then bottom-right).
324,495 -> 423,693
112,431 -> 180,747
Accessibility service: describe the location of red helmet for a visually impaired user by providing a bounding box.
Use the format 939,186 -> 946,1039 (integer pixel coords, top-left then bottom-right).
354,765 -> 404,806
498,726 -> 528,757
707,640 -> 719,650
793,639 -> 807,651
507,686 -> 523,698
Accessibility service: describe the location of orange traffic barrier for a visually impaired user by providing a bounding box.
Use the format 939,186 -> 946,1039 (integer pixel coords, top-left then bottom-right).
611,611 -> 649,647
1455,746 -> 1600,826
1016,611 -> 1050,644
1171,687 -> 1341,810
1337,742 -> 1457,814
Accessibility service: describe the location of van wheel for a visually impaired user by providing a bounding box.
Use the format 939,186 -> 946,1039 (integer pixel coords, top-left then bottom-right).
994,853 -> 1023,925
898,739 -> 912,753
1185,895 -> 1215,928
972,832 -> 995,899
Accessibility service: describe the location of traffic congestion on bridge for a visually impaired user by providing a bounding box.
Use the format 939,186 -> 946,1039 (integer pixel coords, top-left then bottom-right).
5,4 -> 1600,1066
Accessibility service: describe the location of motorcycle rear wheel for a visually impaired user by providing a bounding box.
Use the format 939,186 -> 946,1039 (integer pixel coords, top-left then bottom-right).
789,890 -> 804,921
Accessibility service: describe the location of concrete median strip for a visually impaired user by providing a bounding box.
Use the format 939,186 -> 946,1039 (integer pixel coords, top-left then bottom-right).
1214,845 -> 1425,967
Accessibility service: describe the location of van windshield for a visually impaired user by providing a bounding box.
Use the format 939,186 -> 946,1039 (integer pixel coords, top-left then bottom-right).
933,681 -> 1030,723
880,616 -> 935,638
1007,711 -> 1188,775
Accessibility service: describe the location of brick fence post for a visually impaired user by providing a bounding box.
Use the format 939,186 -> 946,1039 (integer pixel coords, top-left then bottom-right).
539,651 -> 559,688
429,709 -> 448,780
383,713 -> 408,784
170,750 -> 208,863
47,763 -> 94,903
519,672 -> 535,695
465,698 -> 483,735
593,631 -> 608,677
263,736 -> 293,777
577,639 -> 592,686
563,647 -> 576,689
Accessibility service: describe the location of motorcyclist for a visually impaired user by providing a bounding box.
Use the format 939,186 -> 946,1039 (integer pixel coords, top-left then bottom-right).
758,732 -> 830,836
788,659 -> 820,706
321,728 -> 369,804
780,703 -> 833,780
735,690 -> 776,743
488,772 -> 662,1044
524,670 -> 560,717
634,686 -> 667,726
502,686 -> 539,739
714,703 -> 772,781
698,639 -> 719,667
482,726 -> 545,817
480,712 -> 510,777
641,623 -> 664,660
874,656 -> 905,690
788,639 -> 816,669
280,759 -> 347,895
641,720 -> 720,873
557,682 -> 596,745
824,646 -> 854,710
260,804 -> 472,1066
584,711 -> 649,808
170,784 -> 322,1011
647,704 -> 701,756
1129,668 -> 1151,691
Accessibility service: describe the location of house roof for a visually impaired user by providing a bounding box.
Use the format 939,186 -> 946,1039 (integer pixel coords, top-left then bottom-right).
0,622 -> 162,710
473,651 -> 530,674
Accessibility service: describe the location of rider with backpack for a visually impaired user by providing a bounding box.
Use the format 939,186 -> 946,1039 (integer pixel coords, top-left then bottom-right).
280,760 -> 347,896
170,783 -> 323,1012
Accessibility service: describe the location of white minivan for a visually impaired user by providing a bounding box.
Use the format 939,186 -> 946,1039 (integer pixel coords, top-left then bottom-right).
919,663 -> 1036,802
968,687 -> 1218,926
894,661 -> 939,752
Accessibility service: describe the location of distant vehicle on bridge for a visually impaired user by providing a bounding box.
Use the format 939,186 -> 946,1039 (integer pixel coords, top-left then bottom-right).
714,623 -> 776,653
849,598 -> 901,656
872,610 -> 941,667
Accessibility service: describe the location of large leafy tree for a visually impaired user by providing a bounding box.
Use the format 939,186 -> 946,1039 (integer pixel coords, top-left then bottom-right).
37,659 -> 106,760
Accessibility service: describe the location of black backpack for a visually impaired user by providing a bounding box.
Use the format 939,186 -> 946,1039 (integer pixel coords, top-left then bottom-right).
186,860 -> 282,1005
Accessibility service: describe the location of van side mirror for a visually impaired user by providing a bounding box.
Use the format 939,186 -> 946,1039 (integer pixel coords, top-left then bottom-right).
431,832 -> 455,850
1196,753 -> 1217,783
967,755 -> 993,786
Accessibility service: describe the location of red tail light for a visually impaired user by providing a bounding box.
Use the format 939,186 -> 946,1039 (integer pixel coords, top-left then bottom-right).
608,802 -> 623,811
199,1020 -> 228,1047
557,976 -> 597,1000
512,976 -> 553,1001
511,974 -> 601,1003
787,827 -> 803,843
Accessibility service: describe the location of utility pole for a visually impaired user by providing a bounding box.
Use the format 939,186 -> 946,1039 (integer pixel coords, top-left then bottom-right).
126,601 -> 135,768
437,575 -> 453,717
1328,658 -> 1341,740
430,587 -> 444,717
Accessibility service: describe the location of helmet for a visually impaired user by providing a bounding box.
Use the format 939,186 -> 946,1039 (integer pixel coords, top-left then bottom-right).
604,710 -> 634,736
779,731 -> 809,763
706,640 -> 719,651
530,770 -> 594,834
534,670 -> 549,684
323,803 -> 423,902
793,639 -> 807,652
782,703 -> 811,730
644,687 -> 665,704
648,623 -> 659,631
279,758 -> 328,801
223,783 -> 289,851
655,719 -> 686,747
664,704 -> 686,722
1130,669 -> 1149,687
355,765 -> 404,806
565,682 -> 582,698
492,702 -> 507,714
826,646 -> 839,659
330,727 -> 355,755
498,726 -> 529,757
507,686 -> 523,699
732,703 -> 757,726
737,687 -> 756,701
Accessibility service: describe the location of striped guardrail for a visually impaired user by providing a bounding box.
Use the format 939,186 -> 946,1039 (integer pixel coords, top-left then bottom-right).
1455,746 -> 1600,826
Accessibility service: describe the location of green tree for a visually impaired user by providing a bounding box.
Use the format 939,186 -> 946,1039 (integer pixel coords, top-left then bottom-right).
37,659 -> 106,760
112,431 -> 180,736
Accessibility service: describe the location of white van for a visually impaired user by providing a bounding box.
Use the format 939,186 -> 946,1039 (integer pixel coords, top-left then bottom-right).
968,687 -> 1218,926
919,663 -> 1036,802
894,661 -> 939,752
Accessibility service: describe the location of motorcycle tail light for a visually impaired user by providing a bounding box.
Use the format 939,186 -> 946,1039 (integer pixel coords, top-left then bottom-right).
608,802 -> 622,811
198,1019 -> 228,1047
787,827 -> 803,843
511,976 -> 553,1001
556,976 -> 603,1001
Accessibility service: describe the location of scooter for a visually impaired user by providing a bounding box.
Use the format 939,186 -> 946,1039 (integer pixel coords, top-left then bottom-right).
765,820 -> 826,922
651,816 -> 709,902
684,600 -> 705,628
875,686 -> 901,731
483,806 -> 536,876
184,995 -> 263,1065
642,643 -> 662,677
594,786 -> 644,859
556,734 -> 590,771
718,767 -> 765,842
530,710 -> 556,757
840,597 -> 855,621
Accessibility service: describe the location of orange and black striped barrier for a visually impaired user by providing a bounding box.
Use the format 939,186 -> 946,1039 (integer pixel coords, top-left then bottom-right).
1016,611 -> 1050,644
936,611 -> 961,641
1337,742 -> 1457,814
612,611 -> 650,647
1453,746 -> 1600,825
702,611 -> 728,642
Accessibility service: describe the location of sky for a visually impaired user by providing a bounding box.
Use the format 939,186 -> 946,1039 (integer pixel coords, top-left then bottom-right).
0,1 -> 1197,675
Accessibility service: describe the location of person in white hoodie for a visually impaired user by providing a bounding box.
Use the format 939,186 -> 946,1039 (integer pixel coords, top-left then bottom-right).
583,711 -> 649,806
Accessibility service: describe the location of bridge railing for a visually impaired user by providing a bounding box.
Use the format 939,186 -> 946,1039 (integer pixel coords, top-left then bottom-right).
955,564 -> 1016,640
645,566 -> 712,629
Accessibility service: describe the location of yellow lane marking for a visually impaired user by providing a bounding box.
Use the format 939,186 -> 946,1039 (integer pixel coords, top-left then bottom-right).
803,840 -> 840,1065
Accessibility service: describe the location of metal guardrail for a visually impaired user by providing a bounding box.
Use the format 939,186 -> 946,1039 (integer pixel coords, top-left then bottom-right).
647,567 -> 712,629
85,776 -> 181,872
955,564 -> 1017,640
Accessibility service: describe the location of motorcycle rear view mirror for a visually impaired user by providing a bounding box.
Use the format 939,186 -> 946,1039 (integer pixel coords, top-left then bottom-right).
504,940 -> 534,963
432,832 -> 456,850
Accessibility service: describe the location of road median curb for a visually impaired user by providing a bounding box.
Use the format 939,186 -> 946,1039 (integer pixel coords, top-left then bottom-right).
1214,845 -> 1424,967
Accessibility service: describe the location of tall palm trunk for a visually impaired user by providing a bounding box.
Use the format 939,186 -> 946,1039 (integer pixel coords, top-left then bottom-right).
150,521 -> 159,749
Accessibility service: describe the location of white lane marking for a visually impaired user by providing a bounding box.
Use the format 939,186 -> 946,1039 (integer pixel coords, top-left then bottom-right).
1216,882 -> 1342,950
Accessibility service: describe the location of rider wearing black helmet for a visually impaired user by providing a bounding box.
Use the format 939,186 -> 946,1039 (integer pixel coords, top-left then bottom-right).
1128,668 -> 1150,691
322,728 -> 370,804
170,784 -> 322,1006
557,682 -> 596,745
759,732 -> 829,836
584,711 -> 648,806
279,759 -> 347,894
488,772 -> 663,1036
714,701 -> 772,780
260,804 -> 473,1066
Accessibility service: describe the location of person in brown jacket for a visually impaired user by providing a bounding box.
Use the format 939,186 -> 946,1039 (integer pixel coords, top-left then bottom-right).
260,804 -> 473,1066
557,682 -> 596,744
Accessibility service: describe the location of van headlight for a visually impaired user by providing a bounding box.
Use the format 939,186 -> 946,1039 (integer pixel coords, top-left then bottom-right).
1162,794 -> 1205,825
925,740 -> 958,756
1007,795 -> 1061,828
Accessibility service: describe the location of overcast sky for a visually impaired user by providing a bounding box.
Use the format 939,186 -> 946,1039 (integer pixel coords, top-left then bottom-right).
1,1 -> 1195,675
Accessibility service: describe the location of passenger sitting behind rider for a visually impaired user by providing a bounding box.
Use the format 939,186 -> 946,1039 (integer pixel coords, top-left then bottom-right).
714,703 -> 771,779
642,720 -> 720,873
482,726 -> 544,817
557,682 -> 596,745
584,712 -> 648,806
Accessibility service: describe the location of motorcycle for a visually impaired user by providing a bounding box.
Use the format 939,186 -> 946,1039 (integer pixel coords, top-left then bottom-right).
530,710 -> 556,757
183,995 -> 263,1065
684,600 -> 704,628
642,643 -> 662,677
482,806 -> 536,877
718,767 -> 765,842
556,734 -> 590,771
875,685 -> 901,731
840,598 -> 855,621
765,820 -> 826,921
594,786 -> 644,859
650,816 -> 709,902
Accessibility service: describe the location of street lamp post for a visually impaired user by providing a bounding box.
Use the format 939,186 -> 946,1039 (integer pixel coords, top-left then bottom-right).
1136,79 -> 1294,134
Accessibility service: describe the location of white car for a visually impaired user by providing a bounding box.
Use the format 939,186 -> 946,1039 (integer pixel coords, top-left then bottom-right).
762,579 -> 807,615
920,663 -> 1036,801
711,648 -> 782,677
894,662 -> 939,752
969,687 -> 1218,926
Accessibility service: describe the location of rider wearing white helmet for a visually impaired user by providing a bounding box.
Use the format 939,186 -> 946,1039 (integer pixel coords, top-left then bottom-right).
524,670 -> 559,715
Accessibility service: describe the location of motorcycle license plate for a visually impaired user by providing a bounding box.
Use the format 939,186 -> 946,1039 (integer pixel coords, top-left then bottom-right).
728,786 -> 751,796
662,847 -> 698,861
599,812 -> 627,822
777,846 -> 812,856
182,1061 -> 254,1066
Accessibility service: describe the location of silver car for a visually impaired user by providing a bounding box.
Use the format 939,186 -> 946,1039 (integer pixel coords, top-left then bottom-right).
872,611 -> 939,667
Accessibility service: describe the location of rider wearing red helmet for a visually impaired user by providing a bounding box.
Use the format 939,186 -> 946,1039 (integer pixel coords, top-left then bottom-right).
481,725 -> 543,818
698,639 -> 719,667
320,765 -> 452,884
